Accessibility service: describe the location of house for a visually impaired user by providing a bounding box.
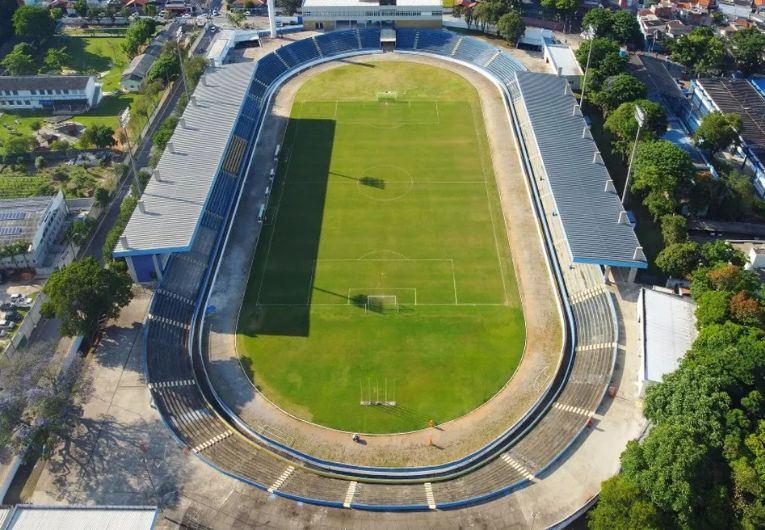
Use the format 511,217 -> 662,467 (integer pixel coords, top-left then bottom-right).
0,76 -> 101,113
120,49 -> 161,92
0,192 -> 69,270
543,43 -> 584,90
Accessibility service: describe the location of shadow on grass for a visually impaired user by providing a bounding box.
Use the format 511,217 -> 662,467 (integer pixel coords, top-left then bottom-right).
60,36 -> 121,74
240,118 -> 336,338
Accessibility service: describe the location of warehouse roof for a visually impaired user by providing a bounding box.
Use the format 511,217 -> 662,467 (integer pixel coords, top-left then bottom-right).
0,505 -> 158,530
640,288 -> 696,384
514,71 -> 647,268
0,76 -> 91,92
113,61 -> 256,257
0,193 -> 61,249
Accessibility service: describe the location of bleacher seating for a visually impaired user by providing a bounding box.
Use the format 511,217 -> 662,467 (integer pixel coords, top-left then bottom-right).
142,28 -> 618,512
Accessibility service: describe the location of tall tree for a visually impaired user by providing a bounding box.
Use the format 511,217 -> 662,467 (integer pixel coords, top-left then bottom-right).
660,214 -> 688,245
670,26 -> 724,76
581,7 -> 612,37
604,99 -> 667,157
631,140 -> 695,218
496,10 -> 524,44
591,73 -> 646,114
80,125 -> 116,149
729,26 -> 765,75
1,43 -> 36,75
42,46 -> 71,74
694,112 -> 742,156
41,257 -> 133,338
277,0 -> 302,15
610,10 -> 641,45
12,6 -> 56,48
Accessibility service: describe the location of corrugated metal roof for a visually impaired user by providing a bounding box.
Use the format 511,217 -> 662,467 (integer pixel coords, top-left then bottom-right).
114,61 -> 256,256
0,76 -> 91,92
514,71 -> 647,268
642,288 -> 696,382
3,505 -> 158,530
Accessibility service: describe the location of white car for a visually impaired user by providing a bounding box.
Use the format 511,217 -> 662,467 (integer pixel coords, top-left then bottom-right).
8,293 -> 23,303
0,320 -> 16,329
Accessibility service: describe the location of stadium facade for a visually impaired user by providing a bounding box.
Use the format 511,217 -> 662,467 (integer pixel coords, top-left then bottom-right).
301,0 -> 443,30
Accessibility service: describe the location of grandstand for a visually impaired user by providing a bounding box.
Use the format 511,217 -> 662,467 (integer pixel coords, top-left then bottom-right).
126,28 -> 642,510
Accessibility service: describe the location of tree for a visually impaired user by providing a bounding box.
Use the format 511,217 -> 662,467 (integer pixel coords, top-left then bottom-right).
496,11 -> 524,45
2,135 -> 33,160
277,0 -> 302,15
575,37 -> 623,71
694,112 -> 742,156
729,291 -> 763,328
183,55 -> 208,87
582,8 -> 612,38
656,241 -> 702,278
473,1 -> 504,33
42,46 -> 71,74
541,0 -> 579,24
661,214 -> 688,245
0,0 -> 19,44
227,11 -> 246,28
80,125 -> 116,149
146,46 -> 180,85
670,26 -> 724,76
152,116 -> 178,151
631,140 -> 695,218
67,218 -> 95,247
0,42 -> 36,75
122,18 -> 156,57
73,0 -> 87,16
604,99 -> 667,157
94,187 -> 110,208
591,74 -> 646,114
700,240 -> 747,268
41,257 -> 133,338
610,10 -> 642,45
589,475 -> 667,530
696,290 -> 732,327
729,27 -> 765,75
12,6 -> 55,48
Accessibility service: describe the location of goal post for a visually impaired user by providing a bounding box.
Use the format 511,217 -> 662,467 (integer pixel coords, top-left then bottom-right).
376,90 -> 398,102
366,295 -> 398,314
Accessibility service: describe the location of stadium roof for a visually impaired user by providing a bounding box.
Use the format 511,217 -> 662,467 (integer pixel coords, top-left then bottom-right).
640,288 -> 696,384
695,78 -> 765,161
514,71 -> 647,268
0,505 -> 158,530
114,61 -> 256,257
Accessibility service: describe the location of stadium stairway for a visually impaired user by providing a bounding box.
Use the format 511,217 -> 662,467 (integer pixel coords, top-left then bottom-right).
142,29 -> 619,511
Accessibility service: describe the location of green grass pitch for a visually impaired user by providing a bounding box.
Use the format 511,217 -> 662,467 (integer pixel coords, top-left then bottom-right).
237,61 -> 525,433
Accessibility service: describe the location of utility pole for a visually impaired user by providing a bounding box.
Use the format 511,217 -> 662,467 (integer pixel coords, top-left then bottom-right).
119,108 -> 141,197
175,28 -> 191,102
579,25 -> 595,108
622,104 -> 645,206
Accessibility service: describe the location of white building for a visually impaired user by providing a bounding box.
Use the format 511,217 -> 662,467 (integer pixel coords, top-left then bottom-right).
543,43 -> 583,90
0,192 -> 69,270
637,288 -> 697,396
0,76 -> 102,113
745,246 -> 765,271
301,0 -> 443,30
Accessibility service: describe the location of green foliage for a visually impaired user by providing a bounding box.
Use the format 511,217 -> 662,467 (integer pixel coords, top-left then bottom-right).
694,112 -> 742,156
540,0 -> 579,17
631,140 -> 695,219
582,8 -> 641,44
1,134 -> 33,160
0,0 -> 19,44
73,0 -> 87,16
146,45 -> 180,85
670,26 -> 724,76
152,115 -> 178,151
701,240 -> 747,268
660,214 -> 687,245
67,217 -> 95,246
496,11 -> 525,45
49,139 -> 70,151
183,55 -> 209,88
591,74 -> 646,114
12,6 -> 55,48
588,475 -> 667,530
80,125 -> 116,149
226,11 -> 246,28
122,18 -> 156,57
729,27 -> 765,74
575,37 -> 622,70
655,241 -> 701,278
604,99 -> 667,157
277,0 -> 302,15
473,1 -> 505,32
0,175 -> 50,199
94,186 -> 110,207
41,257 -> 133,338
103,195 -> 137,260
42,46 -> 71,74
696,290 -> 732,328
1,42 -> 36,75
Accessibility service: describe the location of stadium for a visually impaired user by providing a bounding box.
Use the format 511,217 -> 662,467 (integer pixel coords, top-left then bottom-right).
113,27 -> 645,512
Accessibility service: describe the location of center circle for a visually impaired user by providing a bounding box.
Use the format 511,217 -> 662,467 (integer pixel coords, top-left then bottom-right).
356,164 -> 414,201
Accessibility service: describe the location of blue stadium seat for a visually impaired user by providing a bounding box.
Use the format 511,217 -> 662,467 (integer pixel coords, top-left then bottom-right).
395,28 -> 417,50
414,30 -> 457,55
452,36 -> 495,65
315,30 -> 360,56
486,53 -> 524,83
280,37 -> 321,65
359,27 -> 381,49
254,54 -> 289,86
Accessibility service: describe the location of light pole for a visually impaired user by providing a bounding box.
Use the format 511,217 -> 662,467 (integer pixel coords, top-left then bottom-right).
579,25 -> 595,108
175,31 -> 191,103
119,108 -> 141,197
623,104 -> 645,206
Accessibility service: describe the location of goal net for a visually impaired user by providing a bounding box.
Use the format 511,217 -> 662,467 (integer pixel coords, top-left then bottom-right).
376,91 -> 398,102
366,295 -> 399,314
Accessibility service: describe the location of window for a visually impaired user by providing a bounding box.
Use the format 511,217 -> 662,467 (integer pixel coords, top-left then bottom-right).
24,100 -> 30,105
63,89 -> 69,95
12,90 -> 18,95
30,90 -> 36,95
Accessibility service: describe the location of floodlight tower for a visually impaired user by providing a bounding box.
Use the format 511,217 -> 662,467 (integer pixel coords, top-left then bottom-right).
267,0 -> 277,38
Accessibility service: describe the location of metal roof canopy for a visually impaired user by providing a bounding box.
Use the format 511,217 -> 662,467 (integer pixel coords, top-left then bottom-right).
641,288 -> 696,383
114,61 -> 256,257
514,71 -> 647,268
696,78 -> 765,161
1,504 -> 158,530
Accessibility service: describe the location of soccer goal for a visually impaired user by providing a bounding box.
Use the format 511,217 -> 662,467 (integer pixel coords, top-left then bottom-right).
376,90 -> 398,102
366,295 -> 399,314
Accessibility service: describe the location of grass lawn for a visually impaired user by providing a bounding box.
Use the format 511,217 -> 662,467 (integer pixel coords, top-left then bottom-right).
237,62 -> 525,433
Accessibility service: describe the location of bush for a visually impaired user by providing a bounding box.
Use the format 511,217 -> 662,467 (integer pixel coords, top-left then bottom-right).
103,195 -> 138,260
34,156 -> 44,169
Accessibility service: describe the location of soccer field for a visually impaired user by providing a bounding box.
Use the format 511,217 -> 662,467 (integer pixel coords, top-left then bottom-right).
237,61 -> 525,433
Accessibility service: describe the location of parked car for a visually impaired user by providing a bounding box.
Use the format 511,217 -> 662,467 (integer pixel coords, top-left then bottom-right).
4,311 -> 22,322
13,297 -> 33,309
0,320 -> 16,329
8,293 -> 23,303
0,330 -> 7,338
0,302 -> 14,312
